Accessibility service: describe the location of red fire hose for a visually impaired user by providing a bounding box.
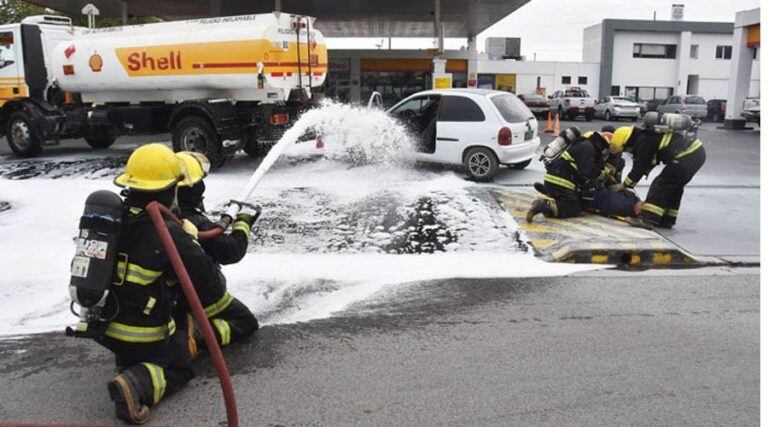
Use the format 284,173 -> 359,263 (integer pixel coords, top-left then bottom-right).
145,202 -> 238,427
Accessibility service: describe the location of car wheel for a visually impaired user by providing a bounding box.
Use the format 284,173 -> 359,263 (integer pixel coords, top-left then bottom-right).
172,115 -> 226,169
558,107 -> 565,120
509,159 -> 532,170
463,147 -> 498,182
585,113 -> 593,122
605,110 -> 612,121
5,111 -> 43,157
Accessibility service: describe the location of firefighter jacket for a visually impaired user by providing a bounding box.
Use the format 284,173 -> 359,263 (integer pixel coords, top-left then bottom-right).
622,129 -> 704,188
544,132 -> 606,192
101,208 -> 223,344
179,206 -> 250,265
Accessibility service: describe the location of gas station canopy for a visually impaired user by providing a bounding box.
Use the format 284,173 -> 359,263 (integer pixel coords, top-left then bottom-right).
26,0 -> 531,38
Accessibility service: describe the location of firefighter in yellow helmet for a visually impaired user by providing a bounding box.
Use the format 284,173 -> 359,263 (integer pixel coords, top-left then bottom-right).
94,144 -> 224,424
174,151 -> 260,355
609,126 -> 706,228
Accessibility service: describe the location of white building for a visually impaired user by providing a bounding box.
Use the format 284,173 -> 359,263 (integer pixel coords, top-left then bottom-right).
583,19 -> 760,100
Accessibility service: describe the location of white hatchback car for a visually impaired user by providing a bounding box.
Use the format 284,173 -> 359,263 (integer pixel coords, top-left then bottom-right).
387,89 -> 540,181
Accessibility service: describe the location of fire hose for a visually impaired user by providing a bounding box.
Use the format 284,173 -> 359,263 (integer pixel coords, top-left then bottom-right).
146,201 -> 238,427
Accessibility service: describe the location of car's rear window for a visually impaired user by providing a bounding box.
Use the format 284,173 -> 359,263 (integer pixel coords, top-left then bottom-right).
685,96 -> 705,104
491,94 -> 532,123
565,90 -> 589,98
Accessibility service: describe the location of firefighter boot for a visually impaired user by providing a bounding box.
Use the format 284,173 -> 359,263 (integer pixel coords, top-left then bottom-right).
526,198 -> 550,223
533,182 -> 546,195
107,370 -> 150,425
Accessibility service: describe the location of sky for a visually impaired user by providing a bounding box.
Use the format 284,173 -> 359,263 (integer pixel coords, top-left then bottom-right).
326,0 -> 761,61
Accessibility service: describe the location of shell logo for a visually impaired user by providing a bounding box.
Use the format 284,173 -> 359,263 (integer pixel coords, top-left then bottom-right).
89,53 -> 103,72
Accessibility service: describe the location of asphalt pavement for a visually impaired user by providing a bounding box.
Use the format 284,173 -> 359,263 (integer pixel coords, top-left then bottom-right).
0,268 -> 758,426
0,117 -> 760,426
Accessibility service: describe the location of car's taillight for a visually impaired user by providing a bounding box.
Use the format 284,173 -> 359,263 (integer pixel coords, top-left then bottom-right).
498,127 -> 512,146
721,104 -> 726,113
269,113 -> 289,125
683,98 -> 689,104
565,99 -> 571,106
594,100 -> 599,106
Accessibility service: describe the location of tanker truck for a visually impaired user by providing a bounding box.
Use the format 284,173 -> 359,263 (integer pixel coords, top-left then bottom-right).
0,13 -> 327,167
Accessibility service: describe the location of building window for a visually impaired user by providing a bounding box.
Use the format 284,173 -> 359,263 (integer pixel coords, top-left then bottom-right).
561,76 -> 571,84
690,44 -> 698,59
578,76 -> 588,84
611,86 -> 621,96
633,43 -> 677,59
715,45 -> 732,59
753,48 -> 759,60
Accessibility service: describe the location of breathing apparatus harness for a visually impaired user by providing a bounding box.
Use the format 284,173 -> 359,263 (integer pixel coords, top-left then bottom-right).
65,190 -> 125,339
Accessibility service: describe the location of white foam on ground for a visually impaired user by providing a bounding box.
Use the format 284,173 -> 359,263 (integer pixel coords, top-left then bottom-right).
0,102 -> 605,337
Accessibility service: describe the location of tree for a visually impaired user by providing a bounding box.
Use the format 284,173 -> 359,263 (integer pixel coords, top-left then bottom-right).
0,0 -> 161,26
0,0 -> 49,25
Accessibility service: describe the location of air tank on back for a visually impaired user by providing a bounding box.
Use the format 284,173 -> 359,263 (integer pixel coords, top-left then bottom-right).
51,13 -> 328,104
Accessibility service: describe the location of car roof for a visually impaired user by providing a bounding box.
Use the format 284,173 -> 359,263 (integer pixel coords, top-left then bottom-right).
407,88 -> 510,98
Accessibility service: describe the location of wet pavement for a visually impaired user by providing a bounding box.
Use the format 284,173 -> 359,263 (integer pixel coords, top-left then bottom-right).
0,268 -> 758,426
0,119 -> 760,426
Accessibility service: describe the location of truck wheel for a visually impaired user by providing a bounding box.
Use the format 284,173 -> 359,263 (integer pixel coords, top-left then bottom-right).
5,111 -> 42,157
558,107 -> 565,120
172,116 -> 225,169
463,147 -> 498,182
585,113 -> 593,122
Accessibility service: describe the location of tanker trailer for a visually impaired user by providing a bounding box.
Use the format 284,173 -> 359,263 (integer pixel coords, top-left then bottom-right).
0,13 -> 327,167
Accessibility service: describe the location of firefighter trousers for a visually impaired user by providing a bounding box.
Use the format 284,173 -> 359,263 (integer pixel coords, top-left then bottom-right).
99,330 -> 193,408
181,294 -> 259,357
642,147 -> 706,226
542,181 -> 583,218
207,296 -> 259,347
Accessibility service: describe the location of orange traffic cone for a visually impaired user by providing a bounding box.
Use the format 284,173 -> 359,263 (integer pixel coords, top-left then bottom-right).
552,112 -> 561,135
543,111 -> 554,133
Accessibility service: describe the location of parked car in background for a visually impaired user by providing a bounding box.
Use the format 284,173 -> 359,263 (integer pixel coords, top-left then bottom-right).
595,96 -> 641,121
549,87 -> 597,121
706,99 -> 727,122
389,89 -> 540,181
643,98 -> 664,113
517,94 -> 550,118
742,97 -> 760,123
657,95 -> 707,118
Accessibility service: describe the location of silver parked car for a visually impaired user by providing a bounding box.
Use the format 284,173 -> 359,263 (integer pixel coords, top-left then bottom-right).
657,95 -> 707,118
595,96 -> 641,121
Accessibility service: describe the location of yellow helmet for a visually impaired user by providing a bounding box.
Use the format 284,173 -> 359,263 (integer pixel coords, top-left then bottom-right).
176,151 -> 211,187
609,126 -> 634,153
114,143 -> 184,191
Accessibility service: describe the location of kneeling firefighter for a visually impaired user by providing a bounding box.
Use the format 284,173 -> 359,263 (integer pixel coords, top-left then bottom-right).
527,128 -> 610,222
66,144 -> 224,424
175,151 -> 260,356
609,126 -> 706,228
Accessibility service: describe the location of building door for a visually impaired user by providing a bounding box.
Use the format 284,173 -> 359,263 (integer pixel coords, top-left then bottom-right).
686,75 -> 699,95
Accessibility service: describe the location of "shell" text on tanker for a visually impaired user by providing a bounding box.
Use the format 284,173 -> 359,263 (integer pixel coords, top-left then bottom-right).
126,51 -> 182,71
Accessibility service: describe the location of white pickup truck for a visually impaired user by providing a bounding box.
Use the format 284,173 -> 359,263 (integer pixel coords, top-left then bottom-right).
549,87 -> 597,121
